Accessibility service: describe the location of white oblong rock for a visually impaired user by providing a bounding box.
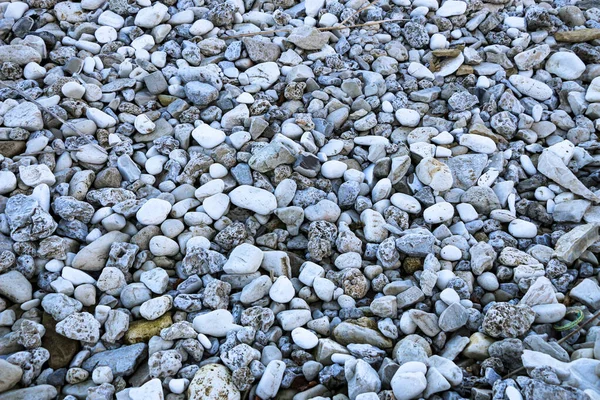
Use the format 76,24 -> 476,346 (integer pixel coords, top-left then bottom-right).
256,360 -> 286,399
134,3 -> 168,28
531,303 -> 566,323
0,271 -> 32,303
193,309 -> 241,337
545,52 -> 585,80
586,76 -> 600,102
62,81 -> 86,99
19,164 -> 56,187
245,62 -> 281,90
194,179 -> 225,201
72,231 -> 131,271
408,62 -> 435,80
391,193 -> 422,214
291,327 -> 319,349
191,123 -> 226,149
229,185 -> 277,215
0,171 -> 17,194
423,202 -> 454,224
149,236 -> 179,256
139,295 -> 172,320
136,198 -> 172,225
436,0 -> 466,17
395,108 -> 421,127
459,134 -> 496,154
86,107 -> 116,128
189,19 -> 214,36
508,219 -> 537,238
223,243 -> 264,274
508,75 -> 553,101
321,160 -> 348,179
440,245 -> 462,261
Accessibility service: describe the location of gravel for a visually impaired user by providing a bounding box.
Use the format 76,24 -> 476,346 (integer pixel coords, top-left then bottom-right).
1,0 -> 600,399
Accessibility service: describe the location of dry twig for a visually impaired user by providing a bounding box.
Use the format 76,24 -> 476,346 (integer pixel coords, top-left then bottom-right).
502,308 -> 600,379
0,80 -> 107,155
339,0 -> 379,26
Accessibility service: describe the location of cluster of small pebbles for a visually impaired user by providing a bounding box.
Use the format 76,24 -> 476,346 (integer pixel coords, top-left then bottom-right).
3,0 -> 600,398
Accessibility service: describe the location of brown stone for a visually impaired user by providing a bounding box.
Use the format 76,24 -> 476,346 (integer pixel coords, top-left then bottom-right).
124,313 -> 172,344
432,46 -> 464,58
403,257 -> 423,274
42,312 -> 80,369
0,141 -> 26,158
332,318 -> 393,349
456,65 -> 474,75
555,28 -> 600,42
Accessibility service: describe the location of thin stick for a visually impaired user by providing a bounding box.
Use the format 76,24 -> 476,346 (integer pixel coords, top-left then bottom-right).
222,17 -> 408,39
502,308 -> 600,379
0,81 -> 107,155
340,0 -> 379,26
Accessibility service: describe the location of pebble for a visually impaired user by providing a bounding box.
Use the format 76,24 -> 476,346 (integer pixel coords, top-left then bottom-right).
193,310 -> 241,337
545,52 -> 585,80
229,185 -> 277,215
269,276 -> 295,303
508,75 -> 553,101
136,198 -> 172,225
291,327 -> 319,349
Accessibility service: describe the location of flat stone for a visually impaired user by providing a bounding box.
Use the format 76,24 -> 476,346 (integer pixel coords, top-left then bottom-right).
82,343 -> 147,376
0,385 -> 57,400
71,231 -> 131,271
0,45 -> 42,65
0,271 -> 32,303
555,223 -> 600,264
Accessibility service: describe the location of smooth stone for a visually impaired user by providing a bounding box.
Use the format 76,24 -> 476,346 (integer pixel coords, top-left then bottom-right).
193,310 -> 241,337
0,359 -> 22,392
545,52 -> 585,80
136,198 -> 172,225
71,231 -> 131,271
391,371 -> 427,400
0,271 -> 32,303
508,75 -> 553,101
0,385 -> 57,400
229,185 -> 277,215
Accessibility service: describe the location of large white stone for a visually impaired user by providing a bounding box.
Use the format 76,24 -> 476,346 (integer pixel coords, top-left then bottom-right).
245,62 -> 281,89
508,75 -> 553,101
508,219 -> 537,238
436,0 -> 466,17
256,360 -> 286,399
391,193 -> 422,214
189,19 -> 214,36
545,52 -> 585,80
291,327 -> 319,349
223,243 -> 264,274
459,134 -> 496,154
134,3 -> 168,28
193,310 -> 242,337
423,202 -> 455,224
229,185 -> 277,215
192,123 -> 226,149
391,371 -> 427,400
416,157 -> 453,192
136,198 -> 172,225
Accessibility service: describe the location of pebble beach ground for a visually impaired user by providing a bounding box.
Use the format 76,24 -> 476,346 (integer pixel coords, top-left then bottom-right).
1,0 -> 600,399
